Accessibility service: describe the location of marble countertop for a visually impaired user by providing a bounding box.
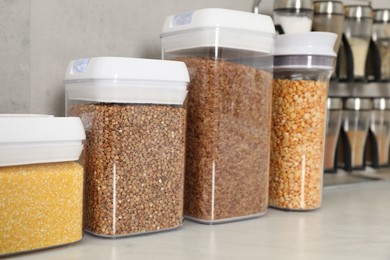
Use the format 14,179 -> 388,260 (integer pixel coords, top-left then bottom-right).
13,178 -> 390,260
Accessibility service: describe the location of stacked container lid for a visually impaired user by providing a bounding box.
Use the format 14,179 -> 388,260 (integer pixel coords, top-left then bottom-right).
0,115 -> 85,256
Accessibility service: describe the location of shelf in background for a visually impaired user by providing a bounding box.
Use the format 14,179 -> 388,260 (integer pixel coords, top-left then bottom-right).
329,82 -> 390,97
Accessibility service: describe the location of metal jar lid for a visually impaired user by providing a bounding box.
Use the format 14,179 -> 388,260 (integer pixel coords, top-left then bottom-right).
373,9 -> 390,23
314,1 -> 344,15
327,97 -> 343,110
344,98 -> 372,110
274,0 -> 314,11
373,98 -> 390,110
344,5 -> 373,19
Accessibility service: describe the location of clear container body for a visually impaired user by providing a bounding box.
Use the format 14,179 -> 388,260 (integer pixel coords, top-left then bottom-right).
342,110 -> 371,168
274,10 -> 314,34
324,108 -> 343,171
270,68 -> 332,211
343,17 -> 373,79
67,101 -> 186,237
0,162 -> 83,256
370,109 -> 390,166
162,37 -> 273,223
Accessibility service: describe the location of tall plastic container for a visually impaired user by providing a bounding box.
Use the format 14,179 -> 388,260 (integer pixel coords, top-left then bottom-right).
161,8 -> 275,223
65,57 -> 189,237
269,32 -> 337,211
0,115 -> 85,256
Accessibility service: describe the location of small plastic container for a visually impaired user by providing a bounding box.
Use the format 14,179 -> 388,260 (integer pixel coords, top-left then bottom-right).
341,98 -> 372,171
161,8 -> 275,223
343,5 -> 373,80
372,9 -> 390,81
324,98 -> 343,172
0,115 -> 85,256
273,0 -> 314,34
312,1 -> 345,53
65,57 -> 189,237
368,98 -> 390,167
269,32 -> 337,211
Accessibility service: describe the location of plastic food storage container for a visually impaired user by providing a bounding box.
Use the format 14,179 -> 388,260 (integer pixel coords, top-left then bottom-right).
313,1 -> 345,53
368,98 -> 390,167
372,9 -> 390,81
0,115 -> 85,256
273,0 -> 314,34
324,98 -> 343,172
341,98 -> 372,171
343,5 -> 373,80
161,8 -> 275,223
65,57 -> 189,237
269,32 -> 337,211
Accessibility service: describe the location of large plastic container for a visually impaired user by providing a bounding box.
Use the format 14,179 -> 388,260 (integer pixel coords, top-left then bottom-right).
269,32 -> 337,211
65,57 -> 189,237
161,8 -> 275,223
341,98 -> 372,171
0,115 -> 85,256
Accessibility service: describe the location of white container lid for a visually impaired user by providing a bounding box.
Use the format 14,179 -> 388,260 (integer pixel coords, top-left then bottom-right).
274,32 -> 338,69
161,8 -> 275,55
0,115 -> 86,167
64,57 -> 190,105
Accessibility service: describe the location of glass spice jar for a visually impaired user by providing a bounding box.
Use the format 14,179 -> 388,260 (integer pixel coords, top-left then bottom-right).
341,98 -> 372,171
312,1 -> 345,53
343,5 -> 373,80
269,32 -> 337,211
273,0 -> 314,34
369,98 -> 390,168
324,98 -> 343,172
372,9 -> 390,81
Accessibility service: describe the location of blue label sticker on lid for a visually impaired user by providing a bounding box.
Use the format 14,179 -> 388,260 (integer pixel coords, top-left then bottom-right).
71,58 -> 90,74
171,12 -> 193,27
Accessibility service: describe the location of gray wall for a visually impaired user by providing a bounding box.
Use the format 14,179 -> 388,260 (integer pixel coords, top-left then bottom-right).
0,0 -> 388,116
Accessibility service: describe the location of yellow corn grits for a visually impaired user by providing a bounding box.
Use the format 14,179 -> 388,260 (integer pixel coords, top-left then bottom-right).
0,162 -> 83,255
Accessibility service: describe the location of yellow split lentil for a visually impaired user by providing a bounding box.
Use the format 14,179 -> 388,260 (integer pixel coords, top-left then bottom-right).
0,162 -> 83,255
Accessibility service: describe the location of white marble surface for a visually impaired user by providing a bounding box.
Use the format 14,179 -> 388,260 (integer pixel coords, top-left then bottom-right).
10,180 -> 390,260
